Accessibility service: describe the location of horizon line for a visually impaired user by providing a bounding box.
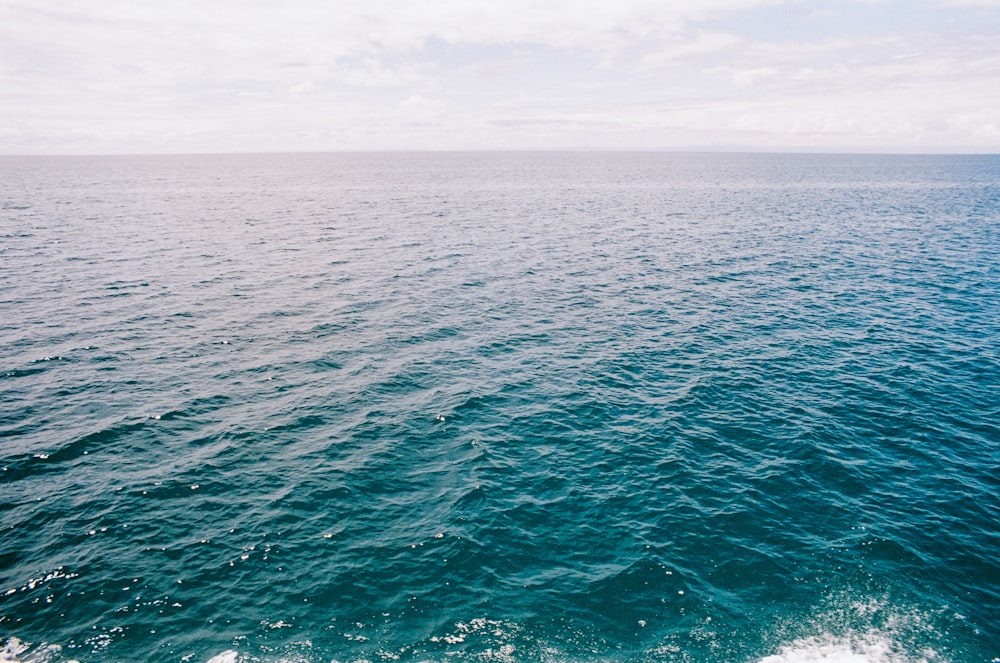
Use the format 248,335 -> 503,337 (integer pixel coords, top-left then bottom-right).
2,147 -> 999,158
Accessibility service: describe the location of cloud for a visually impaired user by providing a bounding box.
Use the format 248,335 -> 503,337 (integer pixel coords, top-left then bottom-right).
638,31 -> 744,70
933,0 -> 1000,5
1,0 -> 998,152
731,67 -> 780,86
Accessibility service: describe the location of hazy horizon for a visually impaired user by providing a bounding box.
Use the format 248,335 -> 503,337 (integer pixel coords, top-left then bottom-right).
4,147 -> 1000,158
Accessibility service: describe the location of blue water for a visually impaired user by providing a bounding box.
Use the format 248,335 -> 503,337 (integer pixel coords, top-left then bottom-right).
1,152 -> 998,663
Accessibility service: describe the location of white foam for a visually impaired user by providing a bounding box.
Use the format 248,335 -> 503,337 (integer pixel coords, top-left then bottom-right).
205,651 -> 239,663
0,638 -> 78,663
0,639 -> 28,663
758,632 -> 938,663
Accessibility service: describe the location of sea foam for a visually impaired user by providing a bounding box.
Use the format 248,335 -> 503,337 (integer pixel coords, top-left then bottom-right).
759,632 -> 940,663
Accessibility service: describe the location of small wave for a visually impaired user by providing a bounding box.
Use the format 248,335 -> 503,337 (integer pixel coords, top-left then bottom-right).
1,419 -> 150,483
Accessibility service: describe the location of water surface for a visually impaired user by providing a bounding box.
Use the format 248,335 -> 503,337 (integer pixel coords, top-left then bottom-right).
1,152 -> 998,662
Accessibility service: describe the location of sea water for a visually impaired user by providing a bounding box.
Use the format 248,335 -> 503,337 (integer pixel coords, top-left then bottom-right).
1,152 -> 997,662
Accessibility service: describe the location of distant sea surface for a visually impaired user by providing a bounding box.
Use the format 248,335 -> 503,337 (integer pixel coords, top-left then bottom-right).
1,152 -> 998,663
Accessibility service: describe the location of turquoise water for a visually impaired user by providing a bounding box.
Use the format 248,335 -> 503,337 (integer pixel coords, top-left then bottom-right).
1,153 -> 998,662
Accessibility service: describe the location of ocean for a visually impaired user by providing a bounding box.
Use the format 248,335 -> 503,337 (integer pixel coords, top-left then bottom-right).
1,152 -> 997,662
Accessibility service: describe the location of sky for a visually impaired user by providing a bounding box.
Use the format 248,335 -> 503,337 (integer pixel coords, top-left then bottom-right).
1,0 -> 999,154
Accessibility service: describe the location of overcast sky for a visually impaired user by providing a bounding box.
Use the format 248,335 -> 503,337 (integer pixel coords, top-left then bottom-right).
2,0 -> 999,154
